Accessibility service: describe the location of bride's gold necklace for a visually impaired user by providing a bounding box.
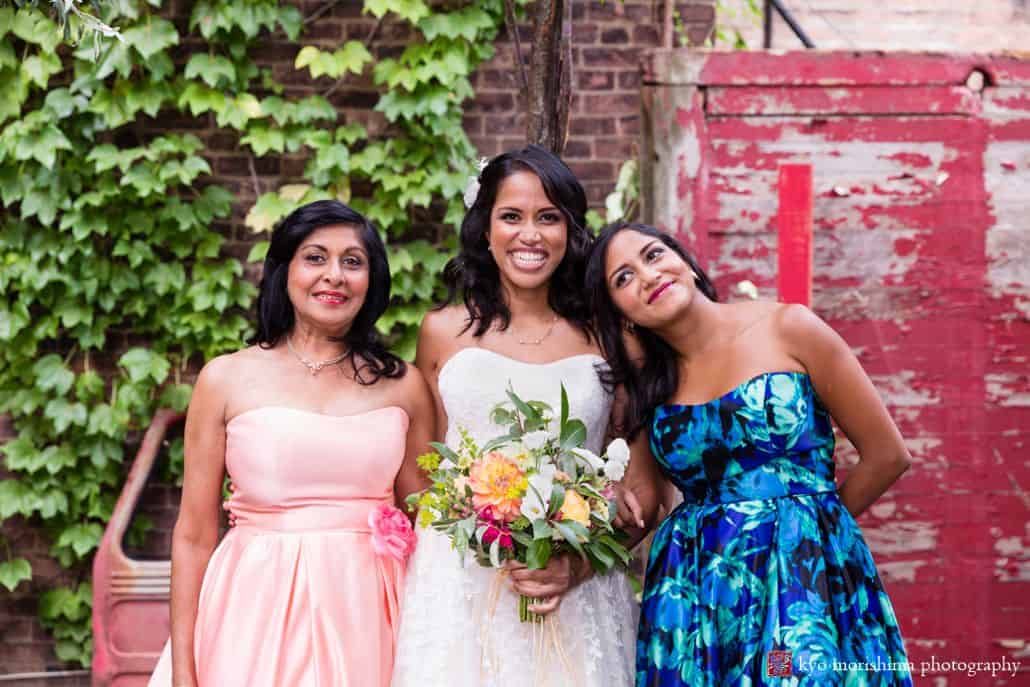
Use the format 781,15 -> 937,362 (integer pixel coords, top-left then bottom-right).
512,314 -> 559,346
286,337 -> 348,375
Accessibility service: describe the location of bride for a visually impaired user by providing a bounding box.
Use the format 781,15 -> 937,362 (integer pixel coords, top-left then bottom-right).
391,145 -> 661,687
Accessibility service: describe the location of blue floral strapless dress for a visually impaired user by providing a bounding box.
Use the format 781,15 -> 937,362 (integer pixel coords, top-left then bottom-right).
637,372 -> 911,686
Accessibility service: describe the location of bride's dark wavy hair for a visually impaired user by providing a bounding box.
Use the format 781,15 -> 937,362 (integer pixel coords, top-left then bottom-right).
251,199 -> 405,385
585,222 -> 718,438
441,145 -> 593,337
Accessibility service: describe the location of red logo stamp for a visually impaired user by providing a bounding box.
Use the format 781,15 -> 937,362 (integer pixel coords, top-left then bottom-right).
766,650 -> 793,677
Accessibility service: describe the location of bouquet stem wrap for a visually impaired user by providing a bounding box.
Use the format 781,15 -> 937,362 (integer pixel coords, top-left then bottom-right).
518,594 -> 544,623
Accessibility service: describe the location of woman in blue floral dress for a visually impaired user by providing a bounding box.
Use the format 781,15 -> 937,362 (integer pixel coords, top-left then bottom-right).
585,222 -> 913,686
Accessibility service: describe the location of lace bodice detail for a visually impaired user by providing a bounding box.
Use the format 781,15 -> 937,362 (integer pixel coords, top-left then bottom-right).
437,348 -> 613,454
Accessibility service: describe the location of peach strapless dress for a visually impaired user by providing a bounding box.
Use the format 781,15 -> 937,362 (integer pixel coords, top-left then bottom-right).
148,405 -> 410,687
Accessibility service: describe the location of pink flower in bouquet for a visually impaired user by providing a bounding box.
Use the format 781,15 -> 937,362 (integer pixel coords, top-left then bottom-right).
469,451 -> 527,523
481,522 -> 514,550
369,503 -> 417,562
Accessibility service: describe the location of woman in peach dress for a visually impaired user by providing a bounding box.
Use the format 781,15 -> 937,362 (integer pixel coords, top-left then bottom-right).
148,200 -> 434,687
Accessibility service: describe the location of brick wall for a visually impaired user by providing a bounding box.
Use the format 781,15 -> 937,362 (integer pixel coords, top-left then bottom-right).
0,0 -> 716,679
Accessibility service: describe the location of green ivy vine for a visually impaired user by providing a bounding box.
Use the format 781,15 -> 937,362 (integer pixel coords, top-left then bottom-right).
0,0 -> 514,667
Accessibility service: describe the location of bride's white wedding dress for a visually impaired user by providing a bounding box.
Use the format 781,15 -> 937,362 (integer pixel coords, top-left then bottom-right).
391,348 -> 638,687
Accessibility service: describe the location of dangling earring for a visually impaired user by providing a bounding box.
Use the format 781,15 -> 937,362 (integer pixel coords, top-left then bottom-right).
623,320 -> 637,333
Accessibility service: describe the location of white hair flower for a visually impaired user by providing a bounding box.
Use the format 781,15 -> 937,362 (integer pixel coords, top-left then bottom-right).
462,157 -> 490,209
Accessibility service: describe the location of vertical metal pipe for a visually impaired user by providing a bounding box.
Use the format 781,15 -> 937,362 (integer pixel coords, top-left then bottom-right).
763,0 -> 773,48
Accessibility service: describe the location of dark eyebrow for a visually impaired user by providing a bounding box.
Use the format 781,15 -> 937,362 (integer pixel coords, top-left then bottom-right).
299,243 -> 366,256
495,206 -> 559,214
607,239 -> 661,283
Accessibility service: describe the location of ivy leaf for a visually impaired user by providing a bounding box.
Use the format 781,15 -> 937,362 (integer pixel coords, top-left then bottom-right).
53,522 -> 103,559
40,583 -> 93,623
0,301 -> 30,341
184,53 -> 236,89
244,191 -> 294,233
16,124 -> 73,170
295,42 -> 373,80
364,0 -> 430,24
306,143 -> 350,186
33,354 -> 75,395
20,188 -> 61,224
21,51 -> 63,89
247,241 -> 269,263
10,9 -> 61,52
0,558 -> 32,592
192,185 -> 234,223
178,82 -> 226,117
336,123 -> 367,145
143,263 -> 186,295
294,96 -> 336,124
1,437 -> 37,472
157,384 -> 192,412
87,404 -> 127,439
214,93 -> 263,130
0,480 -> 31,519
43,88 -> 86,119
44,399 -> 89,432
277,4 -> 303,40
418,7 -> 495,41
75,370 -> 105,402
118,348 -> 170,385
240,124 -> 285,156
123,19 -> 179,60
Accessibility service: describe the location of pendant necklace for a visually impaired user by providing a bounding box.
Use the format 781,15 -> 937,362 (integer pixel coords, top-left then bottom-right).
286,337 -> 348,375
516,314 -> 559,346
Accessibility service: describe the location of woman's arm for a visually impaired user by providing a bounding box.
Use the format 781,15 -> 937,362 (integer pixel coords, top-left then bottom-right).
777,304 -> 911,517
609,384 -> 663,548
169,357 -> 231,687
394,365 -> 436,513
413,308 -> 458,443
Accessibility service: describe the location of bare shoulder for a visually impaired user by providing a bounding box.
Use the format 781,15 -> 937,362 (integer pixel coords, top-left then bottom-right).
771,303 -> 829,339
385,361 -> 433,413
196,347 -> 259,388
729,298 -> 783,323
195,346 -> 273,404
417,305 -> 471,372
769,303 -> 849,365
420,305 -> 470,341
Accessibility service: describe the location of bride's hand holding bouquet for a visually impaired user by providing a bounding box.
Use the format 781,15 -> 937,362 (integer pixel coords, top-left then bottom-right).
409,384 -> 637,621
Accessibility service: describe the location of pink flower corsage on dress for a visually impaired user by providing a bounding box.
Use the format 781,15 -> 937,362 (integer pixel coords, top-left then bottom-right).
369,503 -> 417,562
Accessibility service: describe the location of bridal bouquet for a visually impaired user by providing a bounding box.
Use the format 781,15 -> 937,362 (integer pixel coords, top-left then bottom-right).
409,385 -> 632,622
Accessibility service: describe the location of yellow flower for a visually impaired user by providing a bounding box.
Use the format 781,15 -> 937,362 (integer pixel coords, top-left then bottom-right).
469,451 -> 527,523
559,490 -> 591,528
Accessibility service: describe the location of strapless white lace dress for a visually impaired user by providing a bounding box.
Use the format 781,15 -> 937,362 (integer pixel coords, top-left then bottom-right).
391,348 -> 638,687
